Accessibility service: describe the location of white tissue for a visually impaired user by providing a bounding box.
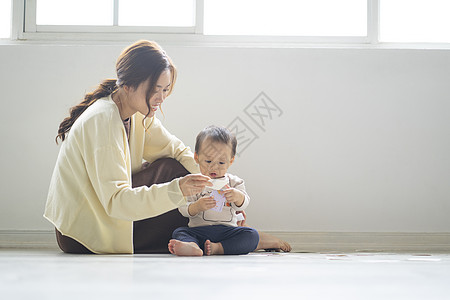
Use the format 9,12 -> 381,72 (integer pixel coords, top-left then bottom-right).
207,177 -> 228,190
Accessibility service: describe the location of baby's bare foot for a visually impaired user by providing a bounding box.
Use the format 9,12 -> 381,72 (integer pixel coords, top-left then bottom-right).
168,239 -> 203,256
204,240 -> 224,256
204,240 -> 212,256
168,240 -> 175,254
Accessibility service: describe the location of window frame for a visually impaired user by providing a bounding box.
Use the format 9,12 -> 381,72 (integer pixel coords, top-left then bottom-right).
6,0 -> 448,48
12,0 -> 377,44
22,0 -> 199,34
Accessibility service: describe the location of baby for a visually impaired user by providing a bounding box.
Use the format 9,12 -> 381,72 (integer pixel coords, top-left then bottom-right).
168,125 -> 259,256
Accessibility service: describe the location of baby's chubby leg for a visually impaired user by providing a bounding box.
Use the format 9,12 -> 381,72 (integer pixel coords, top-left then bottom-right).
168,239 -> 203,256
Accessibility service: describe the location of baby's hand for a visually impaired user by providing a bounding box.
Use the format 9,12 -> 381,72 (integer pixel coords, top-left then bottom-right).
223,188 -> 245,207
236,211 -> 247,227
188,196 -> 216,216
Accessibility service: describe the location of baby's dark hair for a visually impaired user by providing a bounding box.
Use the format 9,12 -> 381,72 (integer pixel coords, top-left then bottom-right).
195,125 -> 237,157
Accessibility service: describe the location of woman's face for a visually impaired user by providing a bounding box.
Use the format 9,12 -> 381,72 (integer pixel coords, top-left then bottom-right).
128,69 -> 172,117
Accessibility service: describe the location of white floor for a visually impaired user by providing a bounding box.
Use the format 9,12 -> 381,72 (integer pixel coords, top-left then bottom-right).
1,249 -> 449,300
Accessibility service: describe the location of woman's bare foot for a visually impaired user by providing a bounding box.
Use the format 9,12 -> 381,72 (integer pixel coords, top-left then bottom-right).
168,239 -> 203,256
204,240 -> 224,256
256,232 -> 292,252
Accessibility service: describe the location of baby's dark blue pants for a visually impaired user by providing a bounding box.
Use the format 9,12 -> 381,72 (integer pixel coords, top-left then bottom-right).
172,225 -> 259,255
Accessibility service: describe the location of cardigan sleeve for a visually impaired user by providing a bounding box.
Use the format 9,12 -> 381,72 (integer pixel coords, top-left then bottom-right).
86,145 -> 186,221
142,117 -> 200,174
77,113 -> 187,222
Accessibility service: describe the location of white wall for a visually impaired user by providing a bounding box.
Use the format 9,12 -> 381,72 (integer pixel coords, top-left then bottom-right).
0,43 -> 449,233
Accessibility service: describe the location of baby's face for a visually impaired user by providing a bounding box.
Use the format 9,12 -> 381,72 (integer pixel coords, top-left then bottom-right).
195,139 -> 234,178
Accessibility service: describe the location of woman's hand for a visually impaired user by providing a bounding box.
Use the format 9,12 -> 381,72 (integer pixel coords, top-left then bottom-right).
223,187 -> 245,207
179,174 -> 211,197
188,196 -> 216,216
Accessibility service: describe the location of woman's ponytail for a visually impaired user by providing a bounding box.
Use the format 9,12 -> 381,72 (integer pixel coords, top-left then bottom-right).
55,79 -> 117,144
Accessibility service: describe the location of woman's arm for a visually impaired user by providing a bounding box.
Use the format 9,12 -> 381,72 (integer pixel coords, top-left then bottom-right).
78,112 -> 207,221
87,144 -> 186,221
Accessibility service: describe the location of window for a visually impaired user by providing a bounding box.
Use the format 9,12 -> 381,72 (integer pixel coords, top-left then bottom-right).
119,0 -> 195,27
36,0 -> 113,26
39,0 -> 366,36
22,0 -> 369,42
7,0 -> 450,45
204,0 -> 367,36
380,0 -> 450,43
0,0 -> 11,39
29,0 -> 196,33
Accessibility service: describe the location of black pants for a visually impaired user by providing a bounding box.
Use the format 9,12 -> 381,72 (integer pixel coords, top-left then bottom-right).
56,158 -> 190,254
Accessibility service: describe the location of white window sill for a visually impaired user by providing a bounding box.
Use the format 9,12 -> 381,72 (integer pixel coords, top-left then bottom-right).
1,33 -> 450,50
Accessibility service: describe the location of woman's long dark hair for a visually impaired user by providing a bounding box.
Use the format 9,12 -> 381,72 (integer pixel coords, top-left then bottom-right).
55,40 -> 177,144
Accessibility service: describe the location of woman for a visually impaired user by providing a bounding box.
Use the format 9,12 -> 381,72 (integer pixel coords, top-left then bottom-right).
44,40 -> 291,254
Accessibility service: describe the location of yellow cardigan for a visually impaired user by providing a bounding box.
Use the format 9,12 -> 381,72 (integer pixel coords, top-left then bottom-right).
44,96 -> 200,254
